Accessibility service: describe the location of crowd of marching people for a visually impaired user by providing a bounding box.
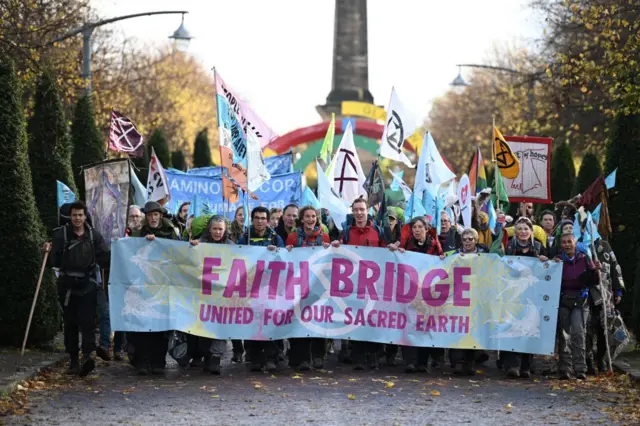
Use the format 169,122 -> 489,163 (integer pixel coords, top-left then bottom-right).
43,190 -> 625,381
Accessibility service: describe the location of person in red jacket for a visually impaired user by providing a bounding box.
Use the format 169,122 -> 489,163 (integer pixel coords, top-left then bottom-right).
392,216 -> 445,373
285,206 -> 331,370
331,197 -> 391,370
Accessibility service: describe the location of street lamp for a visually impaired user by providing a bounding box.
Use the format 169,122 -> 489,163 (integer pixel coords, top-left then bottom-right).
50,11 -> 192,95
169,13 -> 193,52
450,63 -> 545,122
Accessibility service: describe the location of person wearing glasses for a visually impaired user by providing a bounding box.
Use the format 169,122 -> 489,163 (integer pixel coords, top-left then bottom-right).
237,207 -> 285,372
449,228 -> 488,375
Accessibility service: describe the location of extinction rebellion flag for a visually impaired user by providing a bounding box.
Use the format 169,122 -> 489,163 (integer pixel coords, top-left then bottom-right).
108,109 -> 144,157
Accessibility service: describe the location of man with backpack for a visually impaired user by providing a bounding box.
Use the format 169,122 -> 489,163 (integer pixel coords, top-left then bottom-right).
238,206 -> 285,372
43,201 -> 110,377
331,197 -> 389,370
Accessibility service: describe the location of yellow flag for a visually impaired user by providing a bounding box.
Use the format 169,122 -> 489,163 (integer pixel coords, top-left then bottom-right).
493,127 -> 520,179
319,113 -> 335,164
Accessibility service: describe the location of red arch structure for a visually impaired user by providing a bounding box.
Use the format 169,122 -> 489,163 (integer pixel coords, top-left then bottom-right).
269,119 -> 419,154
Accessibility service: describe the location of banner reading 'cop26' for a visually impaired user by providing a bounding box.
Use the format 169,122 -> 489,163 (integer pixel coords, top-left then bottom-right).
108,238 -> 562,355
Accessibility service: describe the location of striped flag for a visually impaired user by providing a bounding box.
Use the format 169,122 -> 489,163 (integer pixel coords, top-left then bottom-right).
468,146 -> 488,194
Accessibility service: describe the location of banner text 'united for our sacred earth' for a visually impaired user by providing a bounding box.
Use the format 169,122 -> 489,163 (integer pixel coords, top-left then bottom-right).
109,238 -> 562,355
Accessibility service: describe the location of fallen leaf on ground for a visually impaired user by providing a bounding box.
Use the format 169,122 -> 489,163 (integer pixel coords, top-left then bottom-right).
291,374 -> 303,379
385,381 -> 395,389
347,394 -> 356,400
430,390 -> 441,396
506,403 -> 513,409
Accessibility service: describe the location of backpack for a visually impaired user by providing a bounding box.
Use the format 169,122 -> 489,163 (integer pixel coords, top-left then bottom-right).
342,219 -> 386,246
243,228 -> 279,247
295,228 -> 325,247
60,224 -> 96,277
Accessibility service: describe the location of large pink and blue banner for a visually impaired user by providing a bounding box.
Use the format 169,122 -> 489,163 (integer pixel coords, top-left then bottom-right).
109,238 -> 562,355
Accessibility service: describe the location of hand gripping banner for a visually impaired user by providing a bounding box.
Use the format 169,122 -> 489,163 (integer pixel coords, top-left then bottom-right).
109,238 -> 562,355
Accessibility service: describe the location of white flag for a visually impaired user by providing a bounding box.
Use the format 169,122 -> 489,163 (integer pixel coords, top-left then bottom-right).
380,87 -> 417,168
146,147 -> 171,203
316,160 -> 350,231
246,128 -> 271,192
332,122 -> 367,204
389,169 -> 412,201
414,132 -> 456,196
457,174 -> 472,229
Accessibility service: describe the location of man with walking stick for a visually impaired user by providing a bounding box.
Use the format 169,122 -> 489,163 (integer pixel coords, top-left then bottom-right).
43,201 -> 110,377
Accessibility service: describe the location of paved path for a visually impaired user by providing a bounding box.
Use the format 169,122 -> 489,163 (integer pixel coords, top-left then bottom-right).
2,348 -> 631,425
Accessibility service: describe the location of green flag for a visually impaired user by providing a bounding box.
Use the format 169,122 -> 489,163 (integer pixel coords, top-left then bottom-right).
491,168 -> 510,208
319,113 -> 335,164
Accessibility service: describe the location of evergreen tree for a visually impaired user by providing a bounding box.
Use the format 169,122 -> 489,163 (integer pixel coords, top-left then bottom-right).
605,112 -> 640,336
71,95 -> 104,199
0,54 -> 60,346
192,128 -> 212,168
550,142 -> 576,202
171,150 -> 187,171
28,68 -> 77,234
571,152 -> 602,197
147,128 -> 171,169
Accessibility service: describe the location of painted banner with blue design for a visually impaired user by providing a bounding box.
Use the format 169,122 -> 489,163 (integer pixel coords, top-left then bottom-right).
188,153 -> 293,178
165,170 -> 302,219
109,238 -> 562,354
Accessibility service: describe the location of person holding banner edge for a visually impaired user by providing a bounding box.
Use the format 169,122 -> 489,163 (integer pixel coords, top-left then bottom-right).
127,200 -> 178,375
237,206 -> 285,372
285,205 -> 331,371
188,215 -> 235,374
331,197 -> 392,371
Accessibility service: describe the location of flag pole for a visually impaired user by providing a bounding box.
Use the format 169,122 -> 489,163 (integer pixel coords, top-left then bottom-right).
492,117 -> 500,211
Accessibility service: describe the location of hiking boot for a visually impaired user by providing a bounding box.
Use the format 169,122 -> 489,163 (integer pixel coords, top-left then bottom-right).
404,364 -> 416,373
475,352 -> 489,366
231,351 -> 244,363
299,361 -> 311,372
597,359 -> 608,374
416,364 -> 427,373
79,355 -> 95,377
313,358 -> 324,370
66,357 -> 80,375
249,363 -> 263,372
558,371 -> 573,380
96,346 -> 111,361
520,370 -> 531,379
576,372 -> 587,380
265,361 -> 277,373
206,356 -> 221,375
386,355 -> 397,367
150,366 -> 165,375
507,367 -> 520,378
113,351 -> 124,362
190,357 -> 203,368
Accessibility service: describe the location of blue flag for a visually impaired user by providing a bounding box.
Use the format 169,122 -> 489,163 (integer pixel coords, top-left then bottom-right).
129,166 -> 146,208
301,186 -> 321,209
605,169 -> 617,190
56,180 -> 75,208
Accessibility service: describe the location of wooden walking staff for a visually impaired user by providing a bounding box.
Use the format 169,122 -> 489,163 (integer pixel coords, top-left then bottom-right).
587,219 -> 614,375
19,249 -> 50,363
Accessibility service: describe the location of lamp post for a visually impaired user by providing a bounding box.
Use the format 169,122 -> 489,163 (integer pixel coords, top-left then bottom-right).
51,11 -> 193,95
450,63 -> 545,122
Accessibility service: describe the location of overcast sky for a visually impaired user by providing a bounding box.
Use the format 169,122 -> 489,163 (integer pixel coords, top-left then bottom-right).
94,0 -> 542,136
